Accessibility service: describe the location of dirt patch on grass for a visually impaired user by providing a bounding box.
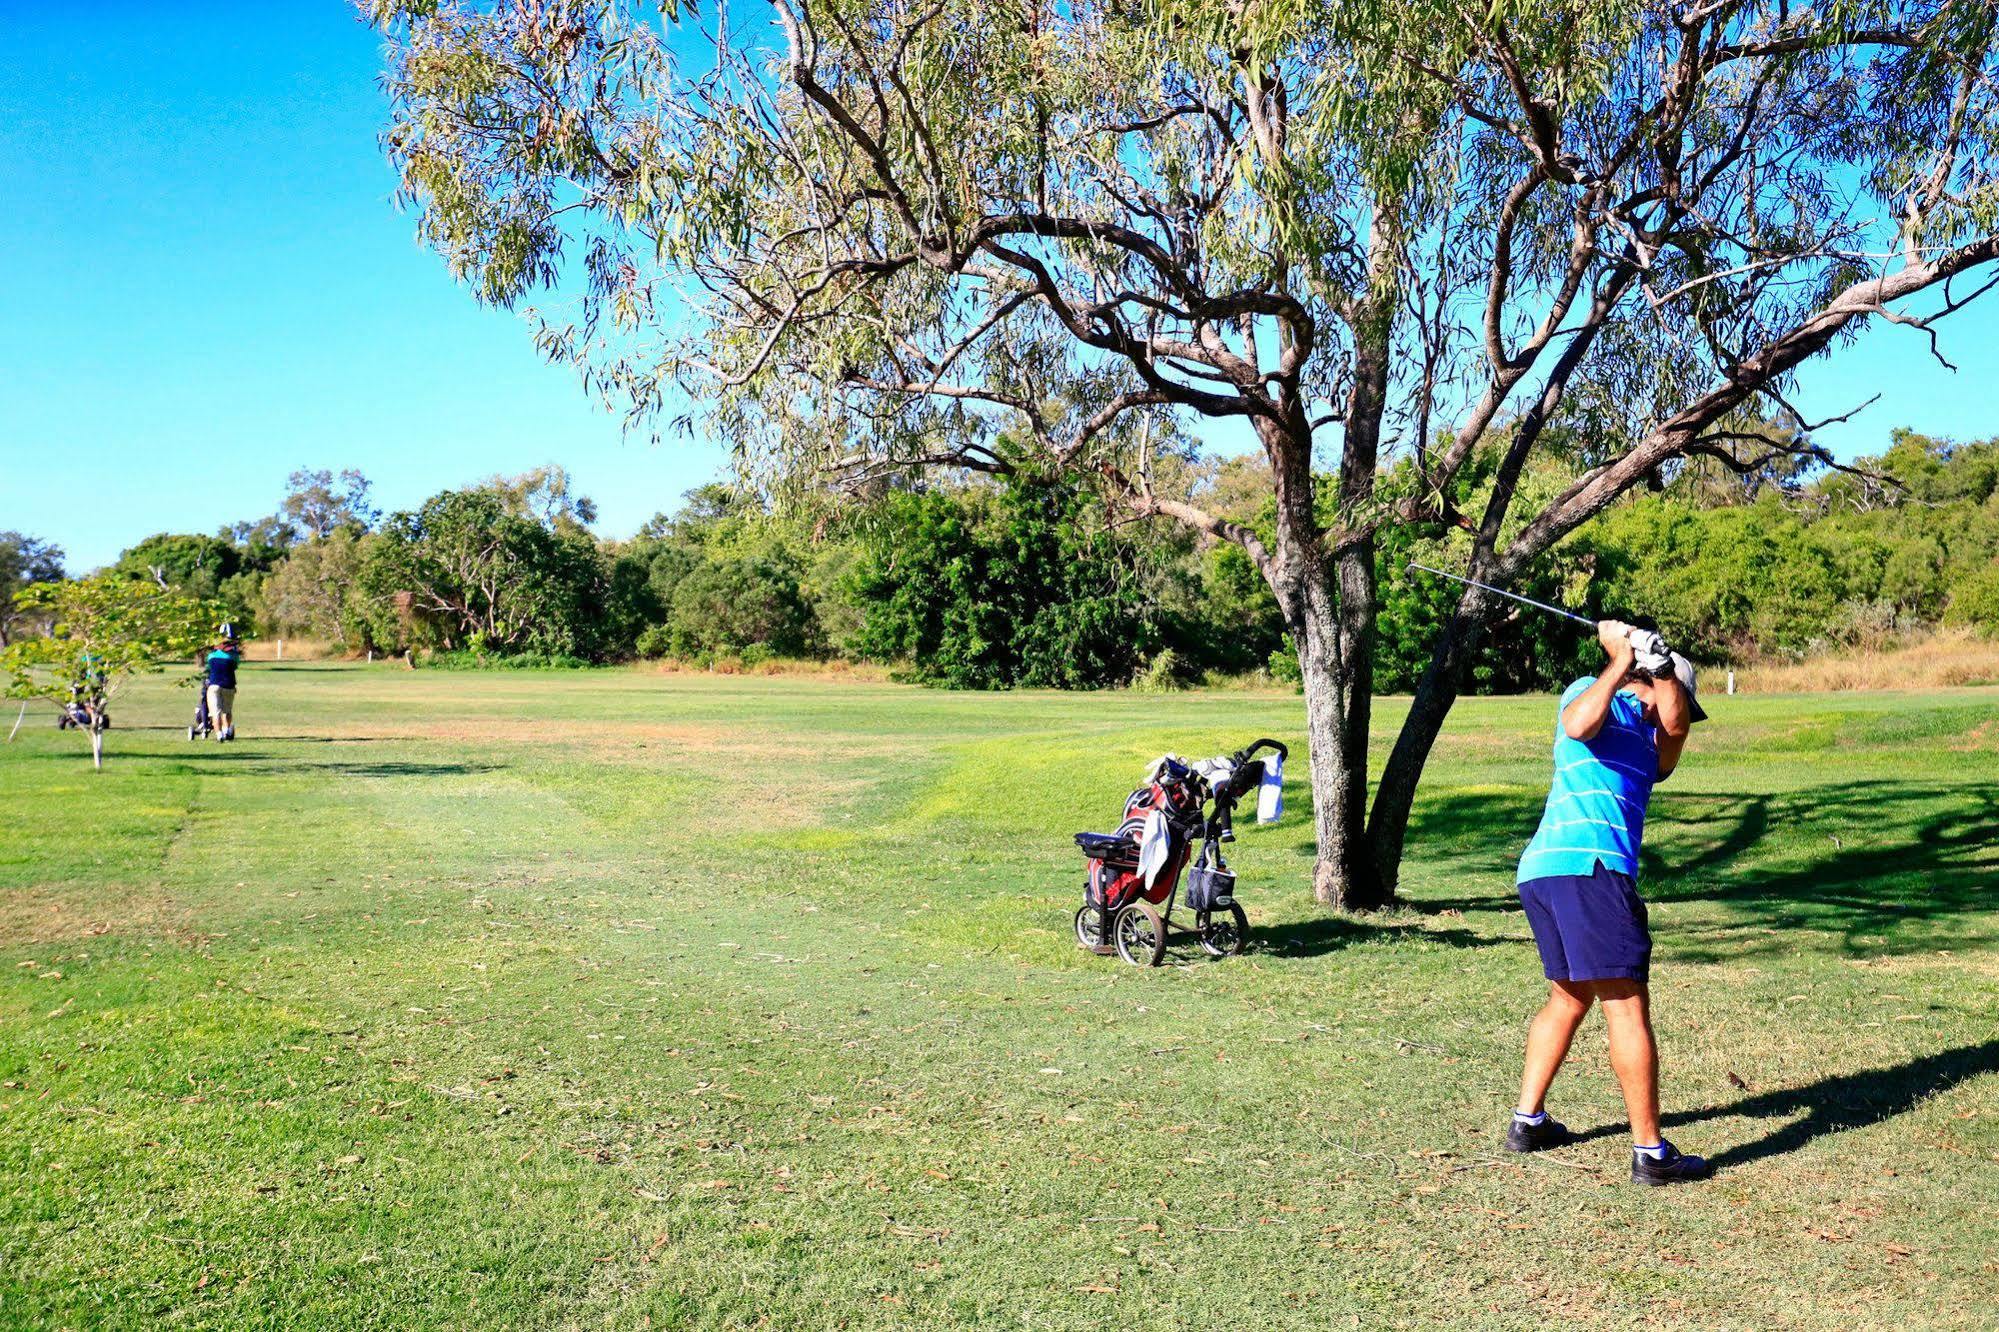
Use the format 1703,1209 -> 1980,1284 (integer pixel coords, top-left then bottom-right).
335,717 -> 898,763
1947,720 -> 1999,751
0,884 -> 192,946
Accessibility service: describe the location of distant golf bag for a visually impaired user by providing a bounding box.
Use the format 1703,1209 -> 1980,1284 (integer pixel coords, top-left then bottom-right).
188,681 -> 211,740
1072,739 -> 1286,966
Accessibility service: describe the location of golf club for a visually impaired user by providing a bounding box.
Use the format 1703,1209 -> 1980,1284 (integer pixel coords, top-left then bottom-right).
1405,562 -> 1596,628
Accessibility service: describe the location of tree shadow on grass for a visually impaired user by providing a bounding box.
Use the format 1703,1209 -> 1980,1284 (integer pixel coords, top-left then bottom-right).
212,735 -> 393,743
19,748 -> 504,778
1402,781 -> 1999,958
1257,914 -> 1499,958
1567,1038 -> 1999,1169
209,757 -> 503,778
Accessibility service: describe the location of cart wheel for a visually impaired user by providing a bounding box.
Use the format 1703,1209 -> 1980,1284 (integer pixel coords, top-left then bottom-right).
1074,904 -> 1111,952
1113,900 -> 1167,967
1197,901 -> 1250,958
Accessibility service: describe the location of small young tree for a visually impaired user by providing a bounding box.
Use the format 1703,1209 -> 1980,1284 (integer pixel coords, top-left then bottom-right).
3,576 -> 218,769
373,0 -> 1999,908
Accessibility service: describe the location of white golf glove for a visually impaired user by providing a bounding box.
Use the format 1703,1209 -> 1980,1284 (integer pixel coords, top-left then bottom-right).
1628,628 -> 1674,676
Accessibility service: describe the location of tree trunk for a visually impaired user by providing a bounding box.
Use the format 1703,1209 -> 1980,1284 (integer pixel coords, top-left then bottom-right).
1292,573 -> 1389,911
90,728 -> 104,770
1264,426 -> 1387,909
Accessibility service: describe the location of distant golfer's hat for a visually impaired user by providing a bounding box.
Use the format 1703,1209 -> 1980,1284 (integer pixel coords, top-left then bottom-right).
1670,651 -> 1708,724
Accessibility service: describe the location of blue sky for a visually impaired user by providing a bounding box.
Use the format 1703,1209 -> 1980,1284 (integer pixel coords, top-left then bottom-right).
1,2 -> 1994,572
0,2 -> 725,572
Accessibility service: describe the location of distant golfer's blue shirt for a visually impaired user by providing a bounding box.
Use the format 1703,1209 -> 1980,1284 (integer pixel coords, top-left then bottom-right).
1517,678 -> 1660,884
204,650 -> 239,690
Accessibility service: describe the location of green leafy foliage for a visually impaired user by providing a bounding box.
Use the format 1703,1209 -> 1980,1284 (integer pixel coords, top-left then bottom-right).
257,529 -> 371,648
86,430 -> 1999,685
660,556 -> 820,662
1577,433 -> 1999,658
843,477 -> 1161,689
0,532 -> 65,647
112,533 -> 242,598
280,467 -> 379,538
2,575 -> 218,712
353,488 -> 609,658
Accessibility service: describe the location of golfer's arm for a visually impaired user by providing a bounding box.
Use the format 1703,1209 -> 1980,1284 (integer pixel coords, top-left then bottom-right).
1653,677 -> 1692,778
1560,663 -> 1627,741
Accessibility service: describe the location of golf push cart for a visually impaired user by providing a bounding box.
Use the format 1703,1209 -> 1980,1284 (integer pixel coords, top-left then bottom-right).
55,666 -> 110,737
1072,739 -> 1287,966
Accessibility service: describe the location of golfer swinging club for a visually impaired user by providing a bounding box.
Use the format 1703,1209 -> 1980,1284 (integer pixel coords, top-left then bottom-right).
1503,617 -> 1711,1185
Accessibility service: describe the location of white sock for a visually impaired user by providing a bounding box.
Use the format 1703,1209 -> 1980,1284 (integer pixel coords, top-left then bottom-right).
1513,1109 -> 1547,1125
1633,1141 -> 1670,1159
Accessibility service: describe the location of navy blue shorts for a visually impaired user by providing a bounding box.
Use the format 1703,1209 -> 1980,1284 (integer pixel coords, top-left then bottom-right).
1518,860 -> 1651,983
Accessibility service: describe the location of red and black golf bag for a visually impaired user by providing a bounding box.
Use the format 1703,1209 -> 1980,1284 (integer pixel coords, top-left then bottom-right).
1076,758 -> 1207,915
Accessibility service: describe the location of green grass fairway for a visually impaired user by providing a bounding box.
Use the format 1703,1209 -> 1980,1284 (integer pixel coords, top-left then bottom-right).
3,665 -> 1995,1329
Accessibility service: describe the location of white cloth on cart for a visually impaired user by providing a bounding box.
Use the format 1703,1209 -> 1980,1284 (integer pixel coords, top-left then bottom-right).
1136,808 -> 1175,889
1257,753 -> 1284,824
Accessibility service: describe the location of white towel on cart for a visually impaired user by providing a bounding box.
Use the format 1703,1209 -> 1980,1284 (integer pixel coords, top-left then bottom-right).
1136,809 -> 1174,889
1257,753 -> 1284,824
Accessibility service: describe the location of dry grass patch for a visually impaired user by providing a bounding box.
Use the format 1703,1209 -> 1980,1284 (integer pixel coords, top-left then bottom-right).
333,716 -> 900,763
644,656 -> 898,682
1734,631 -> 1999,693
239,637 -> 338,662
0,883 -> 191,946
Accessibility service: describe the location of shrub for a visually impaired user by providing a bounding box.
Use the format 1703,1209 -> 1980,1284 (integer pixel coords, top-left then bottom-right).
1943,564 -> 1999,637
664,556 -> 820,659
1133,649 -> 1190,692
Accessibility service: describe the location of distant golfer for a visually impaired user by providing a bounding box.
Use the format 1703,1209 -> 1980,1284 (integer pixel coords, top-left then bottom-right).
204,626 -> 242,743
1503,618 -> 1710,1185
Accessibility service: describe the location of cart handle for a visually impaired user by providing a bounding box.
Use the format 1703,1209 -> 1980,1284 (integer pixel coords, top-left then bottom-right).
1233,738 -> 1288,764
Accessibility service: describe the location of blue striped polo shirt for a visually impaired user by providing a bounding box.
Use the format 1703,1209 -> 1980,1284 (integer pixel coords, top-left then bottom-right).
1517,678 -> 1660,884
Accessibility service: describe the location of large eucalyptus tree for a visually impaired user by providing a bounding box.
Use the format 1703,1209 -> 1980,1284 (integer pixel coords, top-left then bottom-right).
370,0 -> 1999,909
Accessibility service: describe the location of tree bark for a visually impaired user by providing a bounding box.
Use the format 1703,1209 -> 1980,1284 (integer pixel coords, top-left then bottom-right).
1314,238 -> 1396,912
1262,407 -> 1390,913
1292,572 -> 1388,910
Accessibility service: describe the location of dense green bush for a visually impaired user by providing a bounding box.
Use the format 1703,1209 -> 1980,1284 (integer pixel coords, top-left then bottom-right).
843,477 -> 1161,689
663,555 -> 821,660
423,649 -> 595,670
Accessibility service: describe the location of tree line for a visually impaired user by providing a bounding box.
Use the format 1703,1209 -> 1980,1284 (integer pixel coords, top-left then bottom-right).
7,430 -> 1991,687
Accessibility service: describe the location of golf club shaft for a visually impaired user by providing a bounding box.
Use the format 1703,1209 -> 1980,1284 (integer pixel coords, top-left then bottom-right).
1405,562 -> 1596,627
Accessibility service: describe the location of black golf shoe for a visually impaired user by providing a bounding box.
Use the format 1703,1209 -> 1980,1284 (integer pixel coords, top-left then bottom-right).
1630,1140 -> 1710,1186
1503,1114 -> 1571,1153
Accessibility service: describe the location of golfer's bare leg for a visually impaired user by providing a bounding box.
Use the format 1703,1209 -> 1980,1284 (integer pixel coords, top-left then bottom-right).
1594,979 -> 1660,1145
1516,980 -> 1593,1114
